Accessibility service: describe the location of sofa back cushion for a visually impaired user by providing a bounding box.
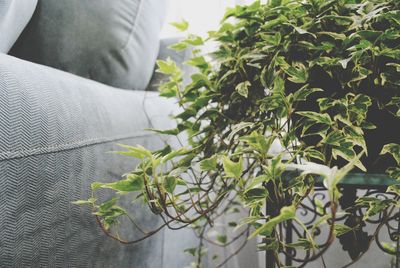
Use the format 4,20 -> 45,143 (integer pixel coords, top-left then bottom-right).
0,0 -> 37,53
10,0 -> 166,90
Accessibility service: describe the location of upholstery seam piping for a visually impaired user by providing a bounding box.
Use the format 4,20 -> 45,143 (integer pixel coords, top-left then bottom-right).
0,132 -> 154,161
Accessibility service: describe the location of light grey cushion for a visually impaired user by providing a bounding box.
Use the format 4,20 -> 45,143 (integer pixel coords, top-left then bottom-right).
10,0 -> 166,90
0,53 -> 181,267
0,0 -> 37,53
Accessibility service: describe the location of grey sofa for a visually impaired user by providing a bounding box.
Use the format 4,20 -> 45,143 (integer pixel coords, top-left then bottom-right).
0,1 -> 195,267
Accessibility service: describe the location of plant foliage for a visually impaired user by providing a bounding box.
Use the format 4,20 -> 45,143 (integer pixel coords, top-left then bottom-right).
77,0 -> 400,266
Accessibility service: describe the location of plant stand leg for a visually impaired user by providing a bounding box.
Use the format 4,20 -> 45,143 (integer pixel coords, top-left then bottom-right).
265,224 -> 276,267
397,209 -> 400,268
265,202 -> 275,267
265,249 -> 275,268
285,220 -> 293,266
265,181 -> 277,268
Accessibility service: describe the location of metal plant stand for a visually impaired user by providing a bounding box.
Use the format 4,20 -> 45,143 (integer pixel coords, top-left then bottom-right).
265,173 -> 400,267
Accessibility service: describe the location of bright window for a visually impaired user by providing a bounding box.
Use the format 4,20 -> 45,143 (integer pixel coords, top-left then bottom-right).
161,0 -> 258,37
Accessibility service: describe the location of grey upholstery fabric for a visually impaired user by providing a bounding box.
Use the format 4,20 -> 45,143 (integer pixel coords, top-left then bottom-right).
0,0 -> 37,53
0,53 -> 180,267
10,0 -> 166,90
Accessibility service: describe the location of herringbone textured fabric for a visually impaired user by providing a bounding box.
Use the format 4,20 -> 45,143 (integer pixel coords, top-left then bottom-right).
0,54 -> 178,267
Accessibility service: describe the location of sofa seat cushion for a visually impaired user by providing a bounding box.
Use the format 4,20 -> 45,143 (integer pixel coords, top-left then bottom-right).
0,0 -> 37,53
0,53 -> 180,267
10,0 -> 166,90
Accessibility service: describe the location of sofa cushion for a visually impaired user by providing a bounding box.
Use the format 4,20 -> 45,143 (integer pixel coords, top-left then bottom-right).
10,0 -> 166,90
0,53 -> 179,267
0,0 -> 37,53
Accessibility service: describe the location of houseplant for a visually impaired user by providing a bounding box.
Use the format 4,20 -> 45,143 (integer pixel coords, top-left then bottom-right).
77,0 -> 400,266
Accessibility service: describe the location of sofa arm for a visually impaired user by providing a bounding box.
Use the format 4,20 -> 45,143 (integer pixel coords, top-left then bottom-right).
0,53 -> 178,267
147,37 -> 194,91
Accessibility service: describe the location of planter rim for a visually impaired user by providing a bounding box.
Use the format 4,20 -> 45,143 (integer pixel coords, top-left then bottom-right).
284,171 -> 396,189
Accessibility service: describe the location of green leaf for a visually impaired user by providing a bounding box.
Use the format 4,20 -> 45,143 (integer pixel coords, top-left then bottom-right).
287,63 -> 308,83
304,148 -> 326,162
387,167 -> 400,180
320,15 -> 354,25
382,242 -> 397,254
184,248 -> 197,256
199,156 -> 218,171
287,238 -> 313,250
348,66 -> 372,85
269,0 -> 282,7
244,188 -> 268,202
262,15 -> 288,29
162,147 -> 192,163
356,197 -> 396,220
249,205 -> 296,238
324,131 -> 345,146
149,128 -> 180,136
228,222 -> 238,227
240,132 -> 275,154
185,34 -> 204,46
91,182 -> 104,190
114,144 -> 152,159
334,223 -> 353,236
387,184 -> 400,195
273,76 -> 284,93
185,56 -> 209,71
235,81 -> 251,98
159,83 -> 178,97
169,42 -> 189,51
164,176 -> 177,194
260,32 -> 281,46
222,157 -> 243,179
380,144 -> 400,165
355,30 -> 382,42
261,61 -> 275,88
216,234 -> 228,245
296,111 -> 332,125
315,198 -> 325,215
245,175 -> 271,193
152,145 -> 173,157
227,122 -> 254,141
156,59 -> 181,75
292,25 -> 316,38
293,86 -> 322,102
332,145 -> 366,171
98,197 -> 118,212
276,57 -> 308,83
72,199 -> 96,205
170,19 -> 189,31
263,155 -> 285,180
339,57 -> 352,69
317,31 -> 346,40
100,174 -> 144,193
221,6 -> 238,21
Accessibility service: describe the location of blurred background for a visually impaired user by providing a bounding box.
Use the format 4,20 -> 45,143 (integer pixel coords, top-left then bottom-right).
161,0 -> 259,37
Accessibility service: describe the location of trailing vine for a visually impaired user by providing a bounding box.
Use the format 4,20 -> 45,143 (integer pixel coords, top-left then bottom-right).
76,0 -> 400,266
